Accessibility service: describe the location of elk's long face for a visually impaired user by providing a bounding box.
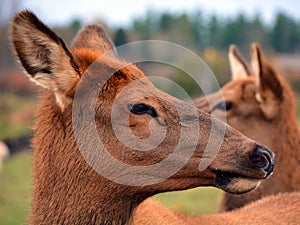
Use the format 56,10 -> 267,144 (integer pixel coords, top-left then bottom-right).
11,11 -> 274,196
196,43 -> 293,149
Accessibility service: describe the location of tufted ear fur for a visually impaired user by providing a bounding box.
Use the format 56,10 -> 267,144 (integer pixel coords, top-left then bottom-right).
72,24 -> 117,55
229,44 -> 253,80
10,10 -> 81,109
251,42 -> 283,119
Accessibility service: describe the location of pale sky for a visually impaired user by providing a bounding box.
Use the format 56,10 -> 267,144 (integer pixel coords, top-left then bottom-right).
10,0 -> 300,27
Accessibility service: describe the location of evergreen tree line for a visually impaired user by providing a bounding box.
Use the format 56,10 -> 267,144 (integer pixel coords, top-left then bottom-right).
113,10 -> 300,53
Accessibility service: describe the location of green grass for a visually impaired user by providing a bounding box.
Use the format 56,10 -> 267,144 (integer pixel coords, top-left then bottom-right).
153,187 -> 221,215
0,152 -> 32,225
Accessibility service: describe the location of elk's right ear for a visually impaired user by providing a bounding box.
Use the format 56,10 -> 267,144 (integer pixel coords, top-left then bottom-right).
251,42 -> 283,119
229,44 -> 253,80
72,24 -> 117,55
10,10 -> 81,108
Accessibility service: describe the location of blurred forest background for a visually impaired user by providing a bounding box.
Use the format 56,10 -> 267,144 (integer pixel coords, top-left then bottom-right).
1,1 -> 300,224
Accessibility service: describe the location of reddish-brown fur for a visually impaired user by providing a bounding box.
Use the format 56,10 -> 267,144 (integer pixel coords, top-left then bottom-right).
11,11 -> 274,225
134,192 -> 300,224
195,43 -> 300,211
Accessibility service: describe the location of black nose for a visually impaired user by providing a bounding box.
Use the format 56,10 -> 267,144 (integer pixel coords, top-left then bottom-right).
249,146 -> 275,177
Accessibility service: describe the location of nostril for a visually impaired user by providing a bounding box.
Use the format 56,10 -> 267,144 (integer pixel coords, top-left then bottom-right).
249,146 -> 274,176
250,152 -> 269,169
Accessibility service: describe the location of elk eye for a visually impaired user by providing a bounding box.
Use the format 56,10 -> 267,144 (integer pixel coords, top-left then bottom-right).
129,103 -> 158,118
212,101 -> 233,112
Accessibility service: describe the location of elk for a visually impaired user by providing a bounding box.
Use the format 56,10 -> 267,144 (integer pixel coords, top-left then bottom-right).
195,43 -> 300,211
11,11 -> 274,225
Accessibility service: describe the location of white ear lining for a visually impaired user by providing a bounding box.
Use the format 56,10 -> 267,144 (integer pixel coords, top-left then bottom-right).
255,93 -> 263,103
229,45 -> 253,80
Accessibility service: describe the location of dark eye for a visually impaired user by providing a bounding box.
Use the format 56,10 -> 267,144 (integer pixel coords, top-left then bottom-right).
212,101 -> 233,112
129,103 -> 158,118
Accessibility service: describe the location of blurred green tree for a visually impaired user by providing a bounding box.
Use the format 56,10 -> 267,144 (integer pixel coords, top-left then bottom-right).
114,28 -> 128,46
271,12 -> 299,52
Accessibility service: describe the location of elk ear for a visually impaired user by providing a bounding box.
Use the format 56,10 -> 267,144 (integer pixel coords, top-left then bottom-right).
229,44 -> 253,80
72,24 -> 117,55
10,10 -> 80,109
251,42 -> 283,119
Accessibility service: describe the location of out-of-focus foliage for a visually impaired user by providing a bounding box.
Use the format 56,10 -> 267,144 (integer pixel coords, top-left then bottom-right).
123,10 -> 300,53
271,12 -> 300,53
114,28 -> 128,46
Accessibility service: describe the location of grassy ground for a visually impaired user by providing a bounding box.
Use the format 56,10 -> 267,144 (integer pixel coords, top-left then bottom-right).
153,187 -> 221,215
0,152 -> 32,225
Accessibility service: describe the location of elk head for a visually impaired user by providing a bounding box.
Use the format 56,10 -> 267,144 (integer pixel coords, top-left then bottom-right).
196,43 -> 295,149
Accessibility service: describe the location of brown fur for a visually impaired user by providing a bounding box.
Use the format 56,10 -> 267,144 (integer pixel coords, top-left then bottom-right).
195,43 -> 300,211
11,11 -> 274,225
134,192 -> 300,224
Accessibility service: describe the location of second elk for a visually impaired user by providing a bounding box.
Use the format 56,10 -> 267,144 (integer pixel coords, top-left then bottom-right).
196,43 -> 300,211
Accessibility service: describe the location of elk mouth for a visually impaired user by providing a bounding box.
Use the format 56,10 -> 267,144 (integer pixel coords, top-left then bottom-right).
212,170 -> 262,194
